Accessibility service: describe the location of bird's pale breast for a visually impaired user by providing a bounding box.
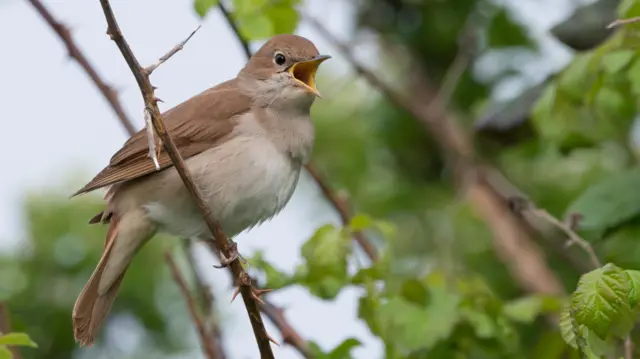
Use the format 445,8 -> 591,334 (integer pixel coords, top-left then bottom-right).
133,111 -> 313,239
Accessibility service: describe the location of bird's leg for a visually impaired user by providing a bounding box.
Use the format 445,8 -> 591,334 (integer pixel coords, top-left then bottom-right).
213,240 -> 246,268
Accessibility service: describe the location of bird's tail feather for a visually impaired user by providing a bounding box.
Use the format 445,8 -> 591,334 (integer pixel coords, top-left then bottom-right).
72,209 -> 155,346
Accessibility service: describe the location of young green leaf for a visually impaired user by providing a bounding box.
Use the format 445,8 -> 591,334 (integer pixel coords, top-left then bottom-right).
601,50 -> 635,74
376,288 -> 460,351
265,5 -> 299,35
486,8 -> 534,49
246,251 -> 294,290
193,0 -> 219,17
565,169 -> 640,233
327,338 -> 361,359
502,296 -> 544,323
559,303 -> 577,348
624,269 -> 640,308
0,347 -> 11,359
0,333 -> 37,348
571,264 -> 635,339
299,224 -> 351,299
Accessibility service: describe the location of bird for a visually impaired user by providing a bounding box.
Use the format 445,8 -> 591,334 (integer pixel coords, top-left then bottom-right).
70,34 -> 330,346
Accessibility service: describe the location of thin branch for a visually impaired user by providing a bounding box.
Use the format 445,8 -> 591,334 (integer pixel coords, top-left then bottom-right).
26,0 -> 136,135
305,164 -> 378,261
508,197 -> 601,269
305,13 -> 565,296
181,240 -> 228,359
607,16 -> 640,28
165,252 -> 221,359
144,25 -> 201,75
260,301 -> 312,358
433,10 -> 480,109
507,197 -> 636,356
97,1 -> 275,357
218,2 -> 251,59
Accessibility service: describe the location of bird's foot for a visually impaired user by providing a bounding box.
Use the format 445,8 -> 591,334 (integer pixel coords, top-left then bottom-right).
213,241 -> 246,268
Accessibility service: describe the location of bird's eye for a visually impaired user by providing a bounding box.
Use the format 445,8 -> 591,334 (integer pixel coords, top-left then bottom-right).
274,52 -> 286,66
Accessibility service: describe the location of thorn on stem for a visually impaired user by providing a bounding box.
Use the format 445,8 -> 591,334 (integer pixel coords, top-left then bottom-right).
266,331 -> 280,346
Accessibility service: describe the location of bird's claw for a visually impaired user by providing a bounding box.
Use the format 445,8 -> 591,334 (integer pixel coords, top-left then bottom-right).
213,241 -> 245,268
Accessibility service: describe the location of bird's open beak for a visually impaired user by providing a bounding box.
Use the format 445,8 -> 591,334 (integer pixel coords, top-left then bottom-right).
288,55 -> 331,97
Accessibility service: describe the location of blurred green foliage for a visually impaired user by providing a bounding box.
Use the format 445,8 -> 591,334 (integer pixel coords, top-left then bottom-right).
1,194 -> 197,358
7,0 -> 640,358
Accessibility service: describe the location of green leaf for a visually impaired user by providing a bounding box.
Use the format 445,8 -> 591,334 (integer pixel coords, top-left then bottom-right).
237,14 -> 274,40
0,333 -> 37,348
265,5 -> 299,35
233,0 -> 268,15
400,278 -> 429,306
559,303 -> 577,348
557,53 -> 596,102
0,347 -> 11,359
571,263 -> 635,339
193,0 -> 219,17
626,59 -> 640,95
619,0 -> 640,18
601,50 -> 635,74
459,308 -> 496,339
624,269 -> 640,308
299,224 -> 351,299
351,265 -> 383,285
503,296 -> 542,323
502,295 -> 560,323
486,8 -> 534,49
376,288 -> 460,351
349,214 -> 375,231
327,338 -> 361,359
565,168 -> 640,232
247,251 -> 294,290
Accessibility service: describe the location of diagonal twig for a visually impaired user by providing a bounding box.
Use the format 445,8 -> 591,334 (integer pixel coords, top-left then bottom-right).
165,252 -> 222,359
144,26 -> 201,75
97,1 -> 275,357
218,1 -> 251,59
26,0 -> 136,135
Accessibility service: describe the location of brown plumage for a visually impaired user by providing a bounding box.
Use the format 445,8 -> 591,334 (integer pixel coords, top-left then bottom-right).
72,34 -> 328,346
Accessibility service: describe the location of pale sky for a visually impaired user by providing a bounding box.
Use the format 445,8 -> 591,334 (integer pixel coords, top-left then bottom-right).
0,0 -> 584,358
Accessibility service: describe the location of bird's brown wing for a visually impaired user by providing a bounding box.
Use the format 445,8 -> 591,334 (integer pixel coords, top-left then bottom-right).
73,78 -> 252,196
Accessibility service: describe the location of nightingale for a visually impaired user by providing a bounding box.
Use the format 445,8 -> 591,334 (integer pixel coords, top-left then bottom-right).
71,34 -> 330,346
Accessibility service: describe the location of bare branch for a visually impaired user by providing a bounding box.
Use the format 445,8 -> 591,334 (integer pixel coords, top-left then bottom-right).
144,25 -> 201,75
260,301 -> 313,358
305,164 -> 378,261
26,0 -> 136,135
165,252 -> 222,359
181,240 -> 227,359
218,2 -> 251,59
607,17 -> 640,28
97,1 -> 275,357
